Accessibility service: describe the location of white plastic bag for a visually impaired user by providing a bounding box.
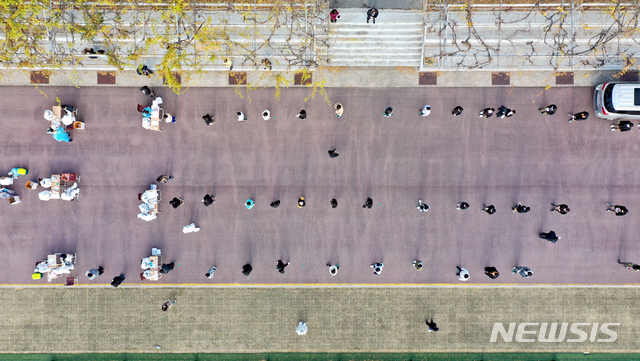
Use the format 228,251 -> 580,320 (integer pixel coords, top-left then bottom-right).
38,190 -> 52,201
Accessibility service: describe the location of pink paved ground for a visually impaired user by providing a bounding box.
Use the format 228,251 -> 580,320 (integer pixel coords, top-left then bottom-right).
0,85 -> 638,285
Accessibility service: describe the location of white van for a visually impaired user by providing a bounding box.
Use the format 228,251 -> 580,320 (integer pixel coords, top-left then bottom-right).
594,82 -> 640,120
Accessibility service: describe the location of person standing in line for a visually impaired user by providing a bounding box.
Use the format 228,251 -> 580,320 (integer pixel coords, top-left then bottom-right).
417,199 -> 429,212
451,106 -> 463,116
331,198 -> 338,208
327,264 -> 339,276
496,105 -> 508,118
202,194 -> 215,206
539,230 -> 560,243
334,103 -> 344,118
276,260 -> 290,274
420,105 -> 431,117
205,266 -> 217,279
270,200 -> 281,208
426,319 -> 439,332
611,120 -> 634,132
617,260 -> 640,271
242,264 -> 252,276
481,204 -> 496,214
513,266 -> 533,278
328,149 -> 339,158
169,197 -> 184,209
505,109 -> 516,117
456,266 -> 469,281
484,266 -> 499,279
246,199 -> 255,209
456,202 -> 469,210
86,267 -> 104,280
539,104 -> 557,115
568,111 -> 589,122
140,86 -> 155,97
606,202 -> 628,216
366,7 -> 379,23
157,175 -> 174,183
413,260 -> 423,271
296,322 -> 308,335
383,107 -> 393,117
296,110 -> 307,119
551,203 -> 570,214
111,274 -> 125,287
512,203 -> 530,213
182,223 -> 200,233
159,262 -> 176,274
163,114 -> 176,123
203,114 -> 214,125
223,58 -> 233,71
363,197 -> 373,209
330,9 -> 341,23
297,197 -> 306,208
262,58 -> 272,70
237,111 -> 247,122
479,108 -> 494,118
262,110 -> 271,120
161,299 -> 175,311
371,262 -> 384,275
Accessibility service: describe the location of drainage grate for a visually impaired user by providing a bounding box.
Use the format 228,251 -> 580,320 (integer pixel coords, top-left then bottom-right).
229,72 -> 247,85
97,71 -> 116,85
163,73 -> 181,85
621,71 -> 639,82
419,72 -> 437,85
556,72 -> 574,85
492,72 -> 510,85
294,72 -> 312,85
30,71 -> 49,84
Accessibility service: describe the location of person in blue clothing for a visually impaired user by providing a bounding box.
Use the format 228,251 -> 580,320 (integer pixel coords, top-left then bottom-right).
52,128 -> 72,142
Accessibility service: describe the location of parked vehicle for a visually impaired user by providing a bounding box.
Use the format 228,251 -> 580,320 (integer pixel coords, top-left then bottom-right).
594,82 -> 640,120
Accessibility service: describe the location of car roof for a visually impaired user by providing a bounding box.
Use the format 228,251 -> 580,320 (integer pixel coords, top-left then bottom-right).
612,84 -> 640,110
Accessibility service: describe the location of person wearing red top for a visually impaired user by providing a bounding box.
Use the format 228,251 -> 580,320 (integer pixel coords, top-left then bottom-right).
330,9 -> 340,23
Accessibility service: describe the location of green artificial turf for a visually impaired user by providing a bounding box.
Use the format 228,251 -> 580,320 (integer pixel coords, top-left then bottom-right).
0,353 -> 635,361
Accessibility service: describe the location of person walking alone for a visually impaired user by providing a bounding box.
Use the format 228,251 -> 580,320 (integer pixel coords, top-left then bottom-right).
330,9 -> 341,23
86,267 -> 104,280
328,149 -> 339,158
618,260 -> 640,271
296,110 -> 306,119
456,202 -> 469,210
237,111 -> 247,122
452,106 -> 463,116
366,7 -> 379,24
420,105 -> 431,117
363,197 -> 373,209
157,175 -> 174,183
426,319 -> 439,332
111,274 -> 125,287
383,107 -> 393,117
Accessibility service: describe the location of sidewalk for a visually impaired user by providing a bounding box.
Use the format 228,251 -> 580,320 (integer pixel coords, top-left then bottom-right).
0,68 -> 625,88
0,286 -> 637,353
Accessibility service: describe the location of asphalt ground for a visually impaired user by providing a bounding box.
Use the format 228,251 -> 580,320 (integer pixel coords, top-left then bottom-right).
1,85 -> 639,285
